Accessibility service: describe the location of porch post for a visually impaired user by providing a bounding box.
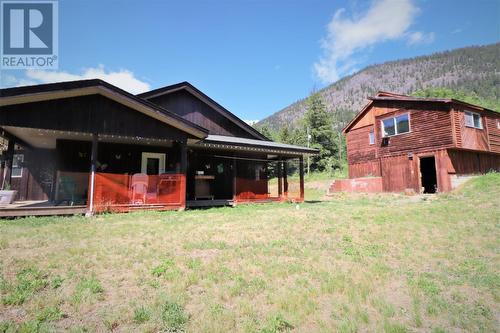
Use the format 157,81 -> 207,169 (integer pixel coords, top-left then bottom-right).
277,160 -> 283,199
283,159 -> 288,200
86,133 -> 98,217
232,157 -> 237,205
179,142 -> 187,210
2,139 -> 15,190
299,155 -> 304,202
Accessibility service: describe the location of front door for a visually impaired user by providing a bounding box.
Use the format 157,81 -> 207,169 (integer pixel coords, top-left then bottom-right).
141,153 -> 166,175
419,156 -> 437,194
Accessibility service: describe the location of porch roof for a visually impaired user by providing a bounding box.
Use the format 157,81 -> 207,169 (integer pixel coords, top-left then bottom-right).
195,134 -> 319,155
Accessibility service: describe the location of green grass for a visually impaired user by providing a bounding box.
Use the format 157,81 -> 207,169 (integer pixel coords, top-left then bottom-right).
0,173 -> 499,332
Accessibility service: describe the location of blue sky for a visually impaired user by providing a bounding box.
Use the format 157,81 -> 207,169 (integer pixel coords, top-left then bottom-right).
1,0 -> 499,122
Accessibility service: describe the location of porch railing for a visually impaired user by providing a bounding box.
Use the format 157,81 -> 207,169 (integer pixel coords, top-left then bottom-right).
92,173 -> 185,213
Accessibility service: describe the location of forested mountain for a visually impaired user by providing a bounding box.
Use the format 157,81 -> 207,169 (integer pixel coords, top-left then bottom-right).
258,43 -> 499,131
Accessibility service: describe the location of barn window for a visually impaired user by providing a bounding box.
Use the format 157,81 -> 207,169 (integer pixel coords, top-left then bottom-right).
464,111 -> 482,129
381,114 -> 410,137
369,130 -> 375,145
12,154 -> 24,178
497,120 -> 500,129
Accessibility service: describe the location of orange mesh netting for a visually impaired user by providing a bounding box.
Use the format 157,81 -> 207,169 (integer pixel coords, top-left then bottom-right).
93,173 -> 185,213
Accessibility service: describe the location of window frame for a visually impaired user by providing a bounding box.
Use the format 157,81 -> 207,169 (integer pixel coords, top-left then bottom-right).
381,113 -> 411,138
368,130 -> 375,145
11,153 -> 24,178
464,111 -> 483,129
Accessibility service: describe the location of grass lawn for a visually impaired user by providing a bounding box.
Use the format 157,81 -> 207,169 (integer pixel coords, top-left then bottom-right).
0,173 -> 499,333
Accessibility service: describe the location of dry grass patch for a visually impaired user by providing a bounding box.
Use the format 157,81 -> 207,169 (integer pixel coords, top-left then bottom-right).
0,173 -> 499,332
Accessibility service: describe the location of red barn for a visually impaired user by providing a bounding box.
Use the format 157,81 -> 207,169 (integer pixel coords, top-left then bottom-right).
331,92 -> 500,194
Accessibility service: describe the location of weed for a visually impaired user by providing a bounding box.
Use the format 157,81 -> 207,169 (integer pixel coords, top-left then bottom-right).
151,259 -> 176,277
72,276 -> 103,304
161,300 -> 188,332
1,267 -> 48,305
259,314 -> 293,333
383,321 -> 408,333
133,305 -> 151,324
36,306 -> 64,322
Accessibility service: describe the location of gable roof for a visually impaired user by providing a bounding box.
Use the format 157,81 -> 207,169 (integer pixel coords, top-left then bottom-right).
0,79 -> 209,139
138,81 -> 269,140
343,91 -> 498,133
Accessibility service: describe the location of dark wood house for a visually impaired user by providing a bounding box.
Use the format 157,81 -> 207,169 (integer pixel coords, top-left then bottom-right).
0,80 -> 317,216
331,92 -> 500,194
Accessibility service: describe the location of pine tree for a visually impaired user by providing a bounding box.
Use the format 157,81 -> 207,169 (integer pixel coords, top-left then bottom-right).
303,93 -> 338,172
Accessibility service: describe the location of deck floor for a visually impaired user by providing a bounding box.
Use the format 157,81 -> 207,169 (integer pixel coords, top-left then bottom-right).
0,201 -> 86,217
186,199 -> 234,208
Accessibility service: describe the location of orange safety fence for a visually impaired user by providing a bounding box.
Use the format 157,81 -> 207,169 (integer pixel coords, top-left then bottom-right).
234,159 -> 303,203
92,172 -> 185,213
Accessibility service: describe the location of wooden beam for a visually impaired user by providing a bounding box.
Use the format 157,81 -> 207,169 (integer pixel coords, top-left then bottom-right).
277,160 -> 283,198
232,157 -> 237,204
86,133 -> 98,216
283,159 -> 288,199
179,142 -> 188,210
2,139 -> 15,190
299,156 -> 304,201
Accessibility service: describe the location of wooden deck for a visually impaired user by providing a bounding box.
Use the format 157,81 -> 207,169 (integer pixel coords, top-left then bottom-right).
0,201 -> 86,218
186,199 -> 234,208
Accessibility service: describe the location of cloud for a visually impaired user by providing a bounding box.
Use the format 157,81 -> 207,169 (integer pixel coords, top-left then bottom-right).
314,0 -> 433,83
3,65 -> 150,94
407,31 -> 435,45
244,119 -> 259,125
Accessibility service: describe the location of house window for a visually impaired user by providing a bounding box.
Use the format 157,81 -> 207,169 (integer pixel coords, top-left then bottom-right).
464,111 -> 482,129
497,120 -> 500,129
369,130 -> 375,145
381,114 -> 410,137
12,154 -> 24,178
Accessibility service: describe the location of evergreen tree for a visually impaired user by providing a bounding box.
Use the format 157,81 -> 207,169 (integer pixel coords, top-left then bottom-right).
303,93 -> 338,172
278,126 -> 291,144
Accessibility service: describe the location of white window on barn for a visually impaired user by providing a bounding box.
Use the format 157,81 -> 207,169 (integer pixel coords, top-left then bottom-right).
12,154 -> 24,178
464,111 -> 482,129
369,130 -> 375,145
381,114 -> 410,137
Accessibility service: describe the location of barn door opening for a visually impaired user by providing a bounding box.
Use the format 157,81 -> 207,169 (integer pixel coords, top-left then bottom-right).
420,156 -> 437,194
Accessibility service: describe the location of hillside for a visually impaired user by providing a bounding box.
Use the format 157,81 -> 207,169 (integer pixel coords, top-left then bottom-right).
258,43 -> 500,130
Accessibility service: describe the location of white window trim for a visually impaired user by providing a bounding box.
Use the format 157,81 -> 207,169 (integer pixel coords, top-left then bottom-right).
497,119 -> 500,129
464,111 -> 483,129
381,113 -> 411,137
141,152 -> 166,175
11,153 -> 24,178
369,130 -> 375,145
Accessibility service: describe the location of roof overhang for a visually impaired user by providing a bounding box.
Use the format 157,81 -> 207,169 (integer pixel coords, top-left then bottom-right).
190,134 -> 318,156
0,80 -> 209,139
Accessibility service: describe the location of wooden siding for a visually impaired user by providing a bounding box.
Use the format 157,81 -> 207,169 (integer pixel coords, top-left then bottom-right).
447,149 -> 500,174
455,110 -> 489,151
486,114 -> 500,153
348,161 -> 381,178
376,108 -> 454,157
10,149 -> 56,201
0,95 -> 191,141
346,125 -> 377,164
147,90 -> 256,139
